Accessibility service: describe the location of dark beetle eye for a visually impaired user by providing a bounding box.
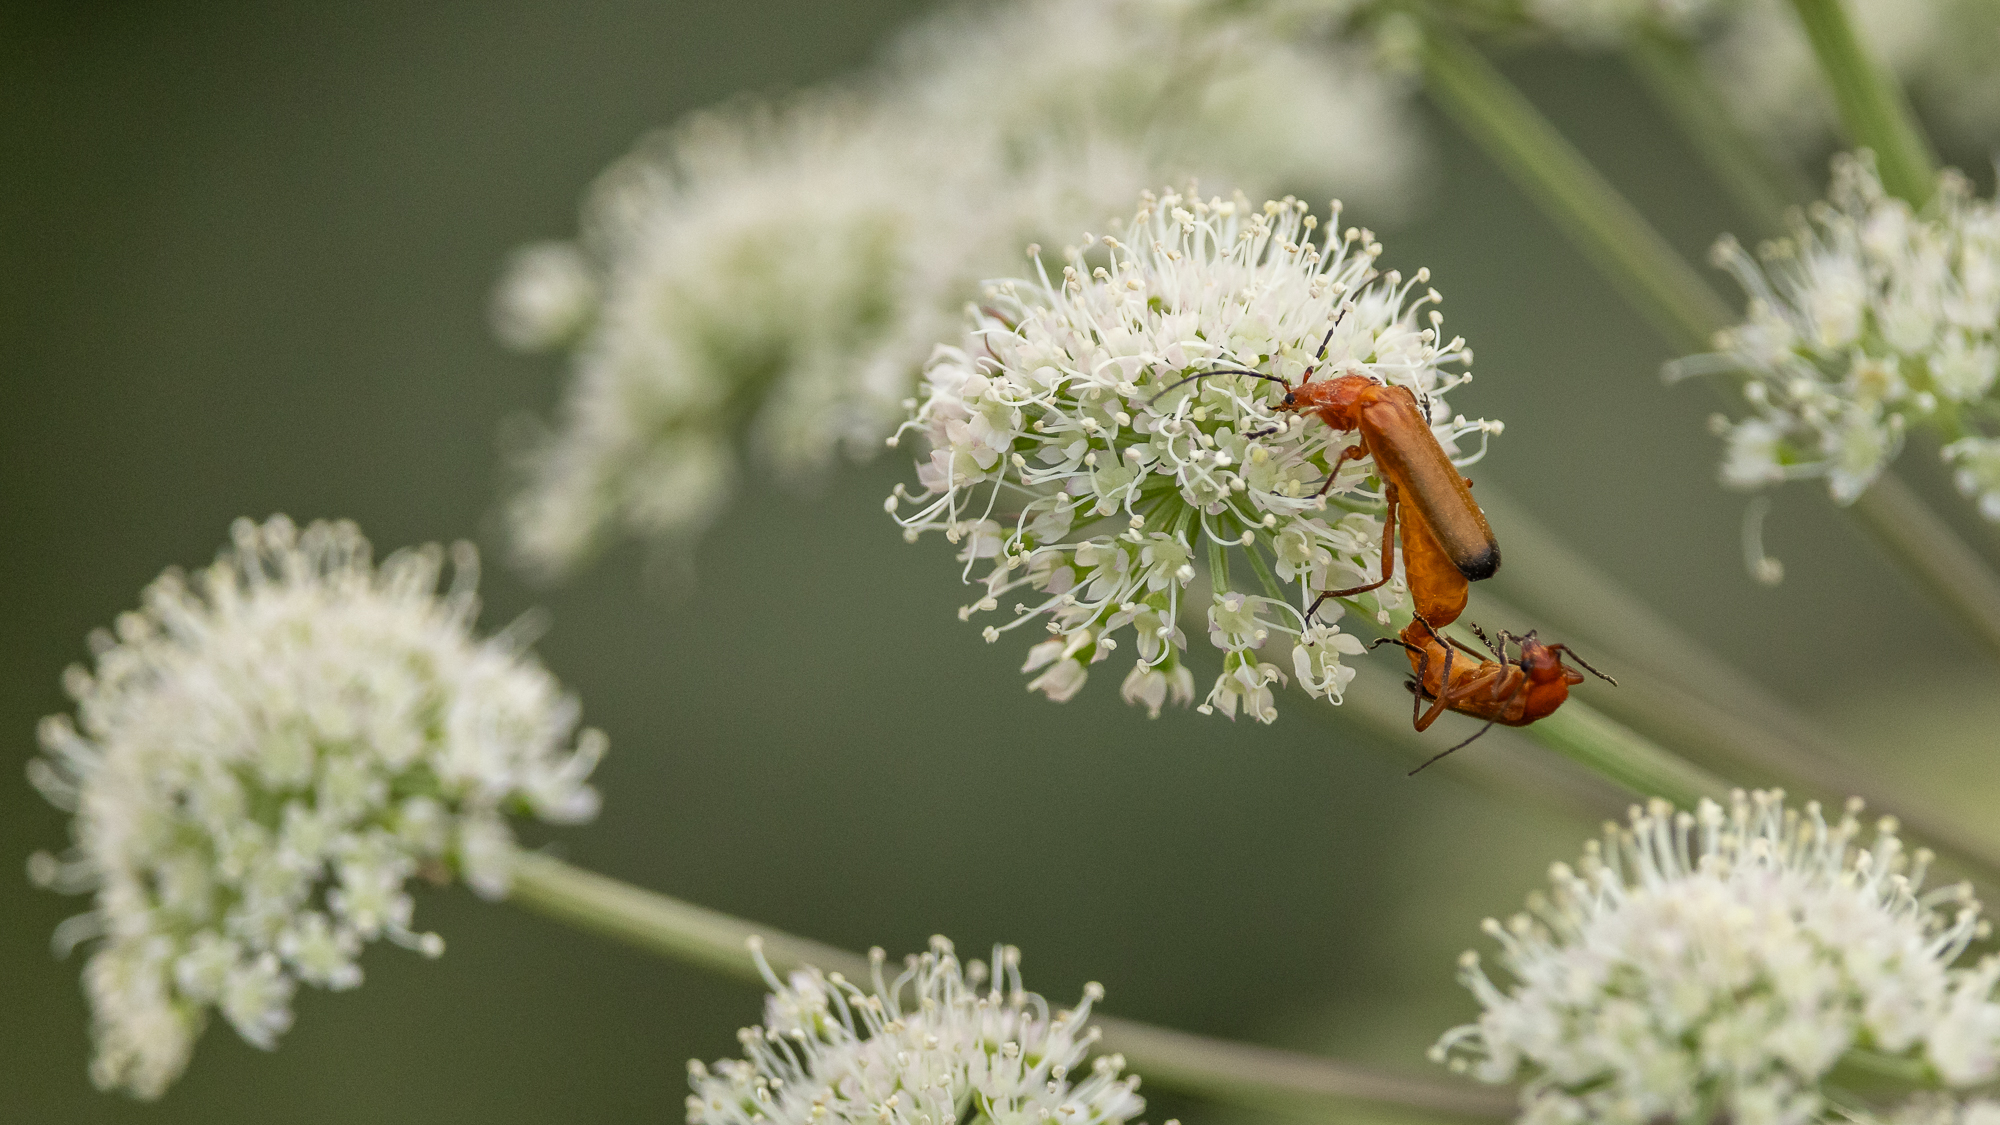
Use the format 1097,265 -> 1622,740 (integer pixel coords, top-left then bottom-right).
1283,392 -> 1296,406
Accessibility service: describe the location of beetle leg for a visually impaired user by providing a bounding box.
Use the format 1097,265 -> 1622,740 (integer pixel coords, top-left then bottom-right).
1407,722 -> 1497,776
1314,440 -> 1368,498
1307,477 -> 1397,623
1413,643 -> 1455,732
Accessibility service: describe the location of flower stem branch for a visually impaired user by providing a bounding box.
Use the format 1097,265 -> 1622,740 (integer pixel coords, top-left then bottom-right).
1332,668 -> 1629,816
1471,486 -> 2000,894
1622,25 -> 1810,235
1408,9 -> 2000,667
1785,0 -> 1938,205
1850,474 -> 2000,661
1332,606 -> 1729,808
1516,700 -> 1730,809
505,852 -> 1513,1122
508,850 -> 868,982
1412,13 -> 1732,353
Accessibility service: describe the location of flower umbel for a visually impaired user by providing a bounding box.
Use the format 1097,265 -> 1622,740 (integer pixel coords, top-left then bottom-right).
1436,790 -> 2000,1125
1689,155 -> 2000,517
500,94 -> 942,576
27,516 -> 605,1097
687,935 -> 1147,1125
889,189 -> 1493,721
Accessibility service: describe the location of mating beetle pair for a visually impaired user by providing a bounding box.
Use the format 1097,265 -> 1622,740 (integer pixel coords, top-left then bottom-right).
1163,323 -> 1614,772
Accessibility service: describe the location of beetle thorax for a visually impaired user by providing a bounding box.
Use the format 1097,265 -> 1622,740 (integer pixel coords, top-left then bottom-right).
1279,372 -> 1379,430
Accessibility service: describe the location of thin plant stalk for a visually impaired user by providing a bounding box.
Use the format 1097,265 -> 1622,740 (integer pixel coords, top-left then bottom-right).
1775,1 -> 2000,656
1407,8 -> 2000,664
1746,2 -> 2000,657
1413,15 -> 1732,354
1514,699 -> 1727,808
1471,486 -> 2000,894
1851,475 -> 2000,653
1785,0 -> 1939,205
1622,24 -> 1810,235
1330,665 -> 1630,818
1326,601 -> 1730,808
504,852 -> 1514,1123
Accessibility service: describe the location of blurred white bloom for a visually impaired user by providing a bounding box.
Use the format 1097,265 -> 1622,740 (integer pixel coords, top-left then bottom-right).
1943,437 -> 2000,520
1689,155 -> 2000,516
503,94 -> 944,576
27,516 -> 605,1098
891,0 -> 1425,221
498,0 -> 1426,577
889,189 -> 1495,722
491,240 -> 598,352
1436,790 -> 2000,1125
687,936 -> 1147,1125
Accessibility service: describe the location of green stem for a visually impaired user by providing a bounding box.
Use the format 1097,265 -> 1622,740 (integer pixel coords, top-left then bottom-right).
1413,13 -> 1732,352
1832,1048 -> 1932,1085
1622,25 -> 1810,235
1409,8 -> 2000,668
1328,668 -> 1630,818
1472,485 -> 2000,894
1785,0 -> 1939,205
505,852 -> 1513,1122
508,851 -> 866,981
1329,605 -> 1729,808
1850,473 -> 2000,662
1516,700 -> 1729,810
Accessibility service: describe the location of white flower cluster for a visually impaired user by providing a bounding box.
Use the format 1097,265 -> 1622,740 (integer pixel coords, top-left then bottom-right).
27,516 -> 605,1098
889,189 -> 1494,722
495,0 -> 1425,577
1692,155 -> 2000,516
1436,791 -> 2000,1125
687,936 -> 1146,1125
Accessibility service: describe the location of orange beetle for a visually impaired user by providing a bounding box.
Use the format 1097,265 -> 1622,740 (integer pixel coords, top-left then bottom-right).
1157,324 -> 1498,630
1287,372 -> 1495,629
1378,620 -> 1616,773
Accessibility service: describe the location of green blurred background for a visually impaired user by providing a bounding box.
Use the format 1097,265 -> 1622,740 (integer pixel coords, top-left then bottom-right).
6,2 -> 1998,1122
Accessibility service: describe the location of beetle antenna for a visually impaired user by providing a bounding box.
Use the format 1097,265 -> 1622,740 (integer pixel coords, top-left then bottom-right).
1300,306 -> 1352,384
1144,367 -> 1289,407
1313,304 -> 1351,361
1407,722 -> 1497,775
1551,645 -> 1618,685
1369,636 -> 1416,653
976,305 -> 1019,331
1468,622 -> 1505,660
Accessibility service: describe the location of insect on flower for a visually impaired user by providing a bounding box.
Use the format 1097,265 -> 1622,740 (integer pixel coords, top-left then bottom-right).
1379,620 -> 1615,773
1156,321 -> 1501,630
891,190 -> 1499,721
